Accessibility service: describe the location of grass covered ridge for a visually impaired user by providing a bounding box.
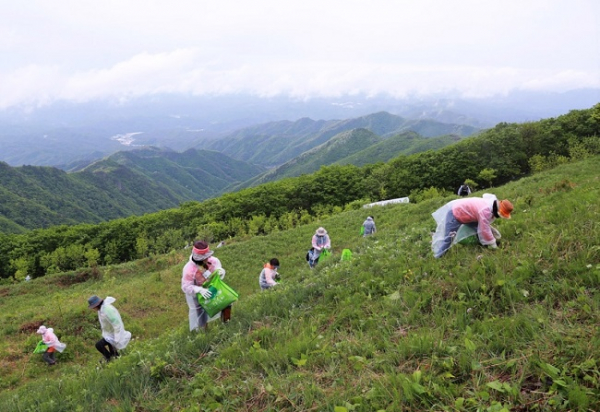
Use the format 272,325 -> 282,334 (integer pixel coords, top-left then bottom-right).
1,156 -> 599,411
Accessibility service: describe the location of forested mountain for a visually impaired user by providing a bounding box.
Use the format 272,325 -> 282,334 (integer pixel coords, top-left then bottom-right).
0,148 -> 264,233
233,128 -> 465,190
0,111 -> 479,233
235,128 -> 382,189
206,111 -> 480,167
335,131 -> 462,167
81,147 -> 265,200
1,104 -> 597,282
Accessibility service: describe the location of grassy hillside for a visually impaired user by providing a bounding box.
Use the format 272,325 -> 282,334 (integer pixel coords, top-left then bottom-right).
1,157 -> 599,411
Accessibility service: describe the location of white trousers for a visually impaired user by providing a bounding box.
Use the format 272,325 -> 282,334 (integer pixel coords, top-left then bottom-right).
185,293 -> 208,331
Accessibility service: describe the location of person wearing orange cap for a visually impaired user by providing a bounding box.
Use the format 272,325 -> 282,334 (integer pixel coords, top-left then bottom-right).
431,193 -> 513,258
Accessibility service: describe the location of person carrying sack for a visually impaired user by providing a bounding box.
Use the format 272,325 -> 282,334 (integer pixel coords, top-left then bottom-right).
181,240 -> 230,331
362,216 -> 376,236
35,325 -> 66,366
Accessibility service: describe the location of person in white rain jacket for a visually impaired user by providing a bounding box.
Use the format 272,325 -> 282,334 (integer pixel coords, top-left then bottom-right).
36,325 -> 66,365
88,295 -> 131,362
431,193 -> 513,258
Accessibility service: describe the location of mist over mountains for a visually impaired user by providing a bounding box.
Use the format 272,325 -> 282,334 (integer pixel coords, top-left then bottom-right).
0,89 -> 598,168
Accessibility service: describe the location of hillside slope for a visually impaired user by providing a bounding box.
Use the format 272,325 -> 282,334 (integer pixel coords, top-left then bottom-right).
1,157 -> 598,410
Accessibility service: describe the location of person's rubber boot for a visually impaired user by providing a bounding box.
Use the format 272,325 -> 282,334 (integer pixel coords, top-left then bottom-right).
221,306 -> 232,323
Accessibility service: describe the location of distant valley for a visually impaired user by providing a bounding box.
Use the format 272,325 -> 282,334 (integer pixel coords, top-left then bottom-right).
0,89 -> 597,168
0,111 -> 478,232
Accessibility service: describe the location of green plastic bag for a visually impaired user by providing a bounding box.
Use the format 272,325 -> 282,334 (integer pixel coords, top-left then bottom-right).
455,224 -> 501,245
341,249 -> 352,261
33,340 -> 48,354
360,226 -> 365,236
319,248 -> 331,263
197,272 -> 239,317
455,224 -> 480,245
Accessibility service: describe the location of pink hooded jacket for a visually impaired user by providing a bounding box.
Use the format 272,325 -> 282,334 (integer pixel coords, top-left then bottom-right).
181,255 -> 224,295
36,326 -> 67,352
450,197 -> 497,245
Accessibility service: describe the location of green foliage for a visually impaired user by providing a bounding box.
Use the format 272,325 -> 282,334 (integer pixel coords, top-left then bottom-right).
1,104 -> 599,286
409,186 -> 451,203
1,157 -> 599,411
478,168 -> 497,188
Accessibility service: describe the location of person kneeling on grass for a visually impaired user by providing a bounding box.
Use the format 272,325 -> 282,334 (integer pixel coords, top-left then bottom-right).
259,258 -> 280,290
88,295 -> 131,363
310,227 -> 331,267
36,325 -> 66,366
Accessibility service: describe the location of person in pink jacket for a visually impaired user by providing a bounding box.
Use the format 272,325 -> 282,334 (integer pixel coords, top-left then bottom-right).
36,325 -> 67,366
181,240 -> 228,331
431,194 -> 513,258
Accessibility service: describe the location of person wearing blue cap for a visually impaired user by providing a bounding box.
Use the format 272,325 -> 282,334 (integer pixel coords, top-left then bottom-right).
88,295 -> 131,363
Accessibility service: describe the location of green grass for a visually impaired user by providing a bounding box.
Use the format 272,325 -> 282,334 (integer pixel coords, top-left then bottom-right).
1,156 -> 599,411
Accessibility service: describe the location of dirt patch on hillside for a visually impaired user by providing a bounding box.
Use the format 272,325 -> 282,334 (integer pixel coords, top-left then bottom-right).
55,267 -> 101,287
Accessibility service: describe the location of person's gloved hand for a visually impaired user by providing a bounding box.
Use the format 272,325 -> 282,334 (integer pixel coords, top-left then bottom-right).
195,287 -> 212,299
215,268 -> 226,279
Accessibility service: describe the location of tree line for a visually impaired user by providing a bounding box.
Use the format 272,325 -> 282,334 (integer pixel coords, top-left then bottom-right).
1,104 -> 599,281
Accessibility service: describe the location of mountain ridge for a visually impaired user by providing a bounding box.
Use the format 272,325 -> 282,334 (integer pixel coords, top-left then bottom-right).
0,148 -> 265,233
206,111 -> 480,167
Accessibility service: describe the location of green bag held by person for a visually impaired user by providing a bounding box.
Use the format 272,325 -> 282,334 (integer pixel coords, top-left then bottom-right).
455,224 -> 501,246
33,340 -> 48,354
197,271 -> 239,317
319,248 -> 331,263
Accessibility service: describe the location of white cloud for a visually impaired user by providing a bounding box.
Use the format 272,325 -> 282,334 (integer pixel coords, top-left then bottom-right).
0,0 -> 598,109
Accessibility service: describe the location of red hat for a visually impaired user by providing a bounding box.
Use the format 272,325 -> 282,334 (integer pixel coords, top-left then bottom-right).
192,240 -> 213,261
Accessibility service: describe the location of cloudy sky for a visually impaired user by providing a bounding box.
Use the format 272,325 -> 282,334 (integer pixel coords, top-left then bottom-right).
1,0 -> 599,109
